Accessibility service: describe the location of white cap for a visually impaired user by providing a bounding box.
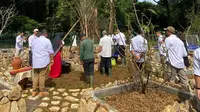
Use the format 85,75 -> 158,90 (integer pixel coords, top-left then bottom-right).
33,29 -> 39,32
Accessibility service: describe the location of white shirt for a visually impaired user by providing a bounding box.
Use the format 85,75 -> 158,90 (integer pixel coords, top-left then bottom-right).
32,36 -> 54,69
157,35 -> 166,56
165,34 -> 187,69
99,35 -> 113,57
28,34 -> 38,50
113,32 -> 126,45
15,35 -> 25,50
130,35 -> 148,62
194,48 -> 200,76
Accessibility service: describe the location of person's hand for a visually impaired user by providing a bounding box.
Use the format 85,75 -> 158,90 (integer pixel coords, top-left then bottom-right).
197,89 -> 200,99
50,60 -> 54,65
62,40 -> 65,45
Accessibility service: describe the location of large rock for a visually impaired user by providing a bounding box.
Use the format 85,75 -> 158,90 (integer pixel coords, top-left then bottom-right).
17,98 -> 26,112
0,97 -> 9,105
0,102 -> 10,112
64,96 -> 79,102
34,108 -> 43,112
8,86 -> 22,101
0,91 -> 3,100
1,89 -> 10,97
96,106 -> 108,112
77,99 -> 99,112
10,101 -> 20,112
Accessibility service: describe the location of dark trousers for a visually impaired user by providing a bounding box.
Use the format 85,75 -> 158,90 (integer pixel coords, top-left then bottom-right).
136,62 -> 143,70
29,50 -> 32,66
118,45 -> 125,58
83,59 -> 94,76
101,57 -> 112,68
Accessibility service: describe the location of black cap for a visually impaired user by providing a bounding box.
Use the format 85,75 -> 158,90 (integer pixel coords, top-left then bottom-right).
80,34 -> 86,38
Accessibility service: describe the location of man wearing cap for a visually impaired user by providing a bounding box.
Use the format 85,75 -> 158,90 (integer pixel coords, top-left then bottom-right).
15,31 -> 26,57
193,47 -> 200,99
28,29 -> 39,66
156,31 -> 166,63
98,30 -> 113,77
164,26 -> 189,91
79,34 -> 94,88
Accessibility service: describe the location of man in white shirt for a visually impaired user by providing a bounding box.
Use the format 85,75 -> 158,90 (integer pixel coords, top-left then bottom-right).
15,32 -> 26,57
193,48 -> 200,99
31,30 -> 54,97
130,30 -> 148,69
156,31 -> 166,63
164,26 -> 189,91
98,30 -> 113,77
113,29 -> 126,66
28,29 -> 39,66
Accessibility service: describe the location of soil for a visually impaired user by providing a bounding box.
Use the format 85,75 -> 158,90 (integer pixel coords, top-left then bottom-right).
106,89 -> 180,112
45,65 -> 131,89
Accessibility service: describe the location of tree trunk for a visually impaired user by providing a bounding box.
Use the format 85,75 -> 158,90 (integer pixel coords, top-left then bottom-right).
108,0 -> 114,34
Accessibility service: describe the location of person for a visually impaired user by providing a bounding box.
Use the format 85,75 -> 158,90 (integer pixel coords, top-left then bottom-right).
156,31 -> 166,62
177,31 -> 190,68
130,29 -> 148,69
164,26 -> 189,91
113,29 -> 126,66
98,30 -> 113,77
193,48 -> 200,99
15,31 -> 26,57
49,33 -> 65,78
80,34 -> 94,88
31,30 -> 54,97
28,29 -> 39,66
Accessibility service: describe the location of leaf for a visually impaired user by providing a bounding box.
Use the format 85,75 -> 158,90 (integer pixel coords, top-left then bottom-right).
147,9 -> 157,15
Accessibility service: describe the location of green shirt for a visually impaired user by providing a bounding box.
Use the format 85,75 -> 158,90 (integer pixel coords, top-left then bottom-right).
80,38 -> 94,61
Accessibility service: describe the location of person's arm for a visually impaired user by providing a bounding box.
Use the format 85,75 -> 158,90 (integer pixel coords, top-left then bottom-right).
182,43 -> 188,57
193,49 -> 200,99
80,42 -> 84,61
16,36 -> 23,43
98,39 -> 103,53
47,40 -> 54,63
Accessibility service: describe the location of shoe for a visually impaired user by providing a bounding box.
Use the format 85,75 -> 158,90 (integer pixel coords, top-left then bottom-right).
85,76 -> 90,83
39,91 -> 49,97
108,68 -> 112,78
32,91 -> 38,97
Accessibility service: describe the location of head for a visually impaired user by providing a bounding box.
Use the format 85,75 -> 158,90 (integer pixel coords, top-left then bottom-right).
33,29 -> 39,36
20,31 -> 25,36
164,26 -> 175,37
155,31 -> 162,37
177,31 -> 185,40
137,29 -> 145,37
80,34 -> 86,41
102,30 -> 107,36
116,29 -> 120,33
41,30 -> 48,38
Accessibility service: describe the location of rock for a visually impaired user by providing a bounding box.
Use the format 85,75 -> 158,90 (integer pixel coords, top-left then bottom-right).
0,91 -> 3,100
163,105 -> 176,112
22,90 -> 28,94
0,102 -> 10,112
62,92 -> 68,96
53,96 -> 62,100
61,102 -> 70,107
114,80 -> 118,86
29,89 -> 33,93
21,94 -> 28,98
17,99 -> 26,112
49,87 -> 55,91
1,89 -> 10,97
27,96 -> 39,100
105,82 -> 113,88
0,97 -> 9,105
68,89 -> 80,92
10,101 -> 20,112
61,107 -> 69,112
71,104 -> 79,109
57,88 -> 66,92
96,106 -> 108,112
49,106 -> 60,112
34,108 -> 43,112
53,92 -> 59,95
172,101 -> 180,111
64,96 -> 79,102
42,97 -> 50,101
51,101 -> 61,105
39,102 -> 48,107
72,92 -> 79,97
77,99 -> 87,112
8,86 -> 22,101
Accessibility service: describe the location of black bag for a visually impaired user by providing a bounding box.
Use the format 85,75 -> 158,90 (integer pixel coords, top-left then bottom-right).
183,57 -> 190,68
61,61 -> 71,74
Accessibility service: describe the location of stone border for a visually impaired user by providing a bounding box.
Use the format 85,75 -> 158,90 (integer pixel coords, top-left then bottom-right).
0,78 -> 13,89
91,81 -> 200,111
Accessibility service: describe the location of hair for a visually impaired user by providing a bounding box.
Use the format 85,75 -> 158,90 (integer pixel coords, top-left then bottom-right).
137,29 -> 144,34
41,30 -> 48,35
102,30 -> 107,36
177,31 -> 185,40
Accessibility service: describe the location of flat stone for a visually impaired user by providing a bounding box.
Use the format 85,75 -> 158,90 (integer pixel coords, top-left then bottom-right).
86,100 -> 98,112
96,106 -> 108,112
49,87 -> 55,91
57,88 -> 66,92
42,97 -> 50,101
49,106 -> 60,112
0,102 -> 10,112
8,86 -> 22,101
53,92 -> 60,95
61,102 -> 70,107
71,104 -> 79,109
10,101 -> 20,112
17,99 -> 26,112
51,101 -> 61,105
68,89 -> 80,92
29,89 -> 33,93
22,90 -> 28,94
21,94 -> 28,98
1,89 -> 10,97
72,92 -> 79,97
94,87 -> 101,90
0,97 -> 9,105
39,102 -> 49,107
61,107 -> 69,112
62,92 -> 68,96
0,91 -> 3,100
52,96 -> 62,100
105,82 -> 113,87
64,96 -> 79,102
27,96 -> 39,101
34,108 -> 43,112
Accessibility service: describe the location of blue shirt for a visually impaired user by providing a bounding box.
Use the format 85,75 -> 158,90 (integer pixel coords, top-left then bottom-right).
32,36 -> 54,68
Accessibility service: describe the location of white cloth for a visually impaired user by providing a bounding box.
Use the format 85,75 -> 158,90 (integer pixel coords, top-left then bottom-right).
32,36 -> 54,69
15,35 -> 24,50
130,35 -> 148,62
194,48 -> 200,76
28,34 -> 38,50
99,35 -> 113,57
72,35 -> 77,46
157,35 -> 166,56
113,32 -> 126,45
165,34 -> 187,69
